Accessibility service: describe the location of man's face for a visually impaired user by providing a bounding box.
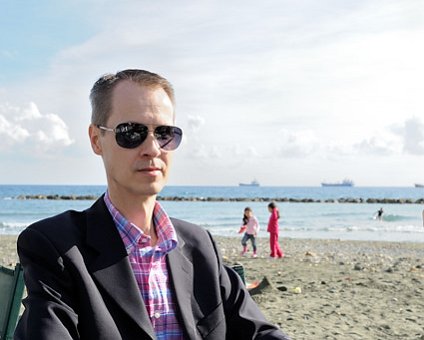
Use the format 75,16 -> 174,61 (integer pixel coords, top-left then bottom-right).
89,80 -> 175,200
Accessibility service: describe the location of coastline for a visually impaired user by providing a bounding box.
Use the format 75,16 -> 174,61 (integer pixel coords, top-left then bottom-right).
13,194 -> 424,204
2,235 -> 424,339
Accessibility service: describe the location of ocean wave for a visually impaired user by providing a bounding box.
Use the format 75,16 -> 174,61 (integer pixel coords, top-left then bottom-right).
280,224 -> 424,234
369,214 -> 416,222
321,212 -> 365,217
0,221 -> 28,234
381,214 -> 416,222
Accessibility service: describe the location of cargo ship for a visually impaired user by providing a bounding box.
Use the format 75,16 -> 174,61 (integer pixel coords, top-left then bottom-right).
239,179 -> 260,187
321,179 -> 354,187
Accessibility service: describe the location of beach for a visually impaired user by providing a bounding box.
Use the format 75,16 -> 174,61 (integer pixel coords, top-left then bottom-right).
2,234 -> 424,339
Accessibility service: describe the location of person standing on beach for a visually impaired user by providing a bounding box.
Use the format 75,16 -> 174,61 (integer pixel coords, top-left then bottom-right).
240,207 -> 260,258
267,202 -> 284,259
15,69 -> 289,339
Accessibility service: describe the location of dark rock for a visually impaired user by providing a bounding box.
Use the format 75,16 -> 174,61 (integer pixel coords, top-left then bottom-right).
354,263 -> 364,271
277,285 -> 288,292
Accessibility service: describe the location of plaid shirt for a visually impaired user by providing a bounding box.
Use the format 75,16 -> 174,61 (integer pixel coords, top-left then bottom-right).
104,192 -> 184,339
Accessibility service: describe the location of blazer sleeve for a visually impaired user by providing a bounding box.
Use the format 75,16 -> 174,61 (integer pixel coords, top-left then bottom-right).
207,233 -> 290,339
14,227 -> 79,340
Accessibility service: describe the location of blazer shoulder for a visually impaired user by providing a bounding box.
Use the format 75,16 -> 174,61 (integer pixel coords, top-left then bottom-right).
170,217 -> 215,247
171,217 -> 209,236
18,209 -> 87,251
20,196 -> 106,240
25,209 -> 86,235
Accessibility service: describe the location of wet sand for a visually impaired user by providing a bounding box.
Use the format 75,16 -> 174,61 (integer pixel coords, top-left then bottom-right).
2,234 -> 424,339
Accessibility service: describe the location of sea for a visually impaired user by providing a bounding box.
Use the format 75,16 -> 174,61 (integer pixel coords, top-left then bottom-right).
1,185 -> 423,243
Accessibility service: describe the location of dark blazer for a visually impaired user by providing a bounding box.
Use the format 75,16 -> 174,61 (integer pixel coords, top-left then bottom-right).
15,197 -> 289,339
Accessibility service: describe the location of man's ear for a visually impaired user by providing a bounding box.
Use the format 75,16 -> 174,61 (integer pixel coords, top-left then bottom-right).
88,124 -> 102,155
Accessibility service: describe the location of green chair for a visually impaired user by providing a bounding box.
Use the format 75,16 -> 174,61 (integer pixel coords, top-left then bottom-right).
231,264 -> 245,285
0,263 -> 25,340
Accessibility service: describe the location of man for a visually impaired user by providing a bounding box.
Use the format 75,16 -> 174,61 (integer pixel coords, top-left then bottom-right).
15,69 -> 289,339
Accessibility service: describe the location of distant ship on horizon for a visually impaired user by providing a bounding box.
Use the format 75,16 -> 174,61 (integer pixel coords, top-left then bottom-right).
239,179 -> 260,187
321,179 -> 354,187
415,183 -> 424,188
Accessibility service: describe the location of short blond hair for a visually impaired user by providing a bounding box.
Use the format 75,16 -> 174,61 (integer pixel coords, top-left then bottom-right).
90,69 -> 175,126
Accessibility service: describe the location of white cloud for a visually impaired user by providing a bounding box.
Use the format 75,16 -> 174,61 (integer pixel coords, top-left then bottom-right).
277,129 -> 319,158
186,115 -> 205,132
231,144 -> 260,158
273,117 -> 423,159
0,114 -> 30,146
334,117 -> 424,157
391,117 -> 424,155
353,130 -> 401,156
353,137 -> 398,156
0,102 -> 74,154
190,144 -> 208,159
188,143 -> 260,161
189,144 -> 222,160
210,146 -> 222,159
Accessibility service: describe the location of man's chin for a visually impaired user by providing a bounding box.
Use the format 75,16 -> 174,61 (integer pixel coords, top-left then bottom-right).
141,182 -> 166,197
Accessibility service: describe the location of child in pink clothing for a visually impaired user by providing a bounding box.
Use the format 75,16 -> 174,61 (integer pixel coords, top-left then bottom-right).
267,202 -> 284,259
240,207 -> 260,258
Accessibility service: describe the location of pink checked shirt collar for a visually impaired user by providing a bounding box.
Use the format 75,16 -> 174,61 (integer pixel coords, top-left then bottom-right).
103,191 -> 178,256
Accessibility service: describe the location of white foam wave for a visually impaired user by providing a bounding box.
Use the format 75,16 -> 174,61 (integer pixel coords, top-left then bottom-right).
281,224 -> 424,234
0,221 -> 28,234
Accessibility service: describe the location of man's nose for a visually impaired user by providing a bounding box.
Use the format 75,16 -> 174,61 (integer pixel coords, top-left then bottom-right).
138,131 -> 161,157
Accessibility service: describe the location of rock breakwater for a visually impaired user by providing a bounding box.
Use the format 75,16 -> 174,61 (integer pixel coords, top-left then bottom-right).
15,194 -> 424,204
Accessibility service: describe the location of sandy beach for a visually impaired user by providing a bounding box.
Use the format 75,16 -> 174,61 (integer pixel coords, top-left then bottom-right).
2,234 -> 424,339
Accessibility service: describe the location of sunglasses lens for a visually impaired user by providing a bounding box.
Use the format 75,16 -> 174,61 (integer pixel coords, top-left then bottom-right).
115,123 -> 148,149
113,123 -> 183,150
155,126 -> 183,150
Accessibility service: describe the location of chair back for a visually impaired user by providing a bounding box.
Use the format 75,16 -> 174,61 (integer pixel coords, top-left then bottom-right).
0,263 -> 25,340
231,264 -> 246,284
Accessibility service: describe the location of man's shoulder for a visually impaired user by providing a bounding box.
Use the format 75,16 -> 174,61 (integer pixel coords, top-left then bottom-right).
17,208 -> 90,256
29,209 -> 86,231
19,209 -> 87,245
23,196 -> 105,236
170,217 -> 204,234
170,217 -> 212,243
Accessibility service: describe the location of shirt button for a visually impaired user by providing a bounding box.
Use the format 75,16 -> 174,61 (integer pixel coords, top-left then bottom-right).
154,311 -> 161,319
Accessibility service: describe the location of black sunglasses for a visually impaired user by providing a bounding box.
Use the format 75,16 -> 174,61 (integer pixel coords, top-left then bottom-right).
97,122 -> 183,150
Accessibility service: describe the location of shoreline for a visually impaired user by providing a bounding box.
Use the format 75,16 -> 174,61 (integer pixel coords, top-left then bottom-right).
2,235 -> 423,338
13,194 -> 424,204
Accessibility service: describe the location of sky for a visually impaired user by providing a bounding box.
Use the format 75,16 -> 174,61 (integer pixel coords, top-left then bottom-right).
0,0 -> 423,186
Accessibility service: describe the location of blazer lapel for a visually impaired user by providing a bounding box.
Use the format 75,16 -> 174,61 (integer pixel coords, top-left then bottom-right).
85,198 -> 155,339
167,235 -> 203,339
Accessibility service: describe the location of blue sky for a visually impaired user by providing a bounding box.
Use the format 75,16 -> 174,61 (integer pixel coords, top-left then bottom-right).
1,2 -> 95,82
1,0 -> 423,186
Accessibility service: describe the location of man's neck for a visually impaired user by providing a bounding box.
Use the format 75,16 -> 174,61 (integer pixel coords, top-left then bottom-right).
107,190 -> 158,244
